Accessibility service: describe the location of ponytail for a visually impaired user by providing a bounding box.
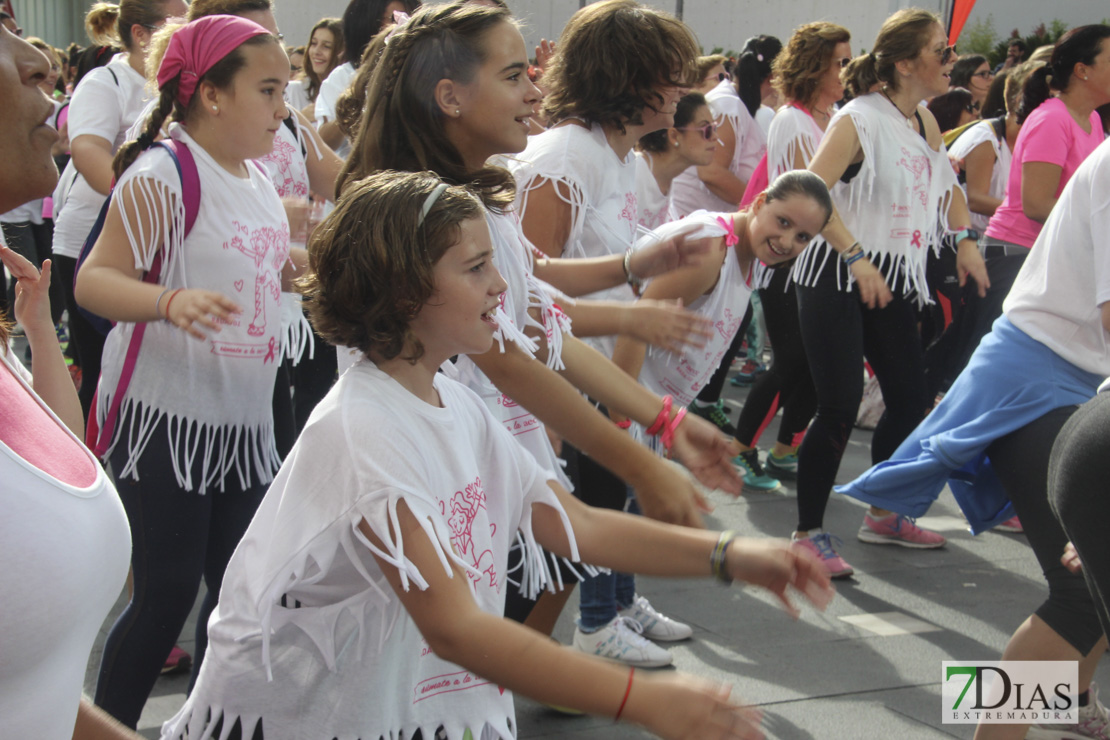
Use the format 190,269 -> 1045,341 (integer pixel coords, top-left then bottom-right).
113,79 -> 181,179
842,53 -> 878,101
733,35 -> 781,117
1016,64 -> 1053,124
85,2 -> 122,47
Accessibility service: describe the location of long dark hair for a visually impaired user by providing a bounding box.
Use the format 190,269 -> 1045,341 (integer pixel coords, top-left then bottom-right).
639,91 -> 707,153
343,0 -> 419,69
1018,24 -> 1110,124
338,3 -> 516,211
734,35 -> 781,117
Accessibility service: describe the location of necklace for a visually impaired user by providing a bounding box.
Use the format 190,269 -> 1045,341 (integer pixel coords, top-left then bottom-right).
880,86 -> 915,129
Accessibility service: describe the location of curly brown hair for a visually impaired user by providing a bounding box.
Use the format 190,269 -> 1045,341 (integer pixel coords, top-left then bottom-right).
297,171 -> 484,362
773,22 -> 851,107
336,2 -> 516,212
540,0 -> 699,133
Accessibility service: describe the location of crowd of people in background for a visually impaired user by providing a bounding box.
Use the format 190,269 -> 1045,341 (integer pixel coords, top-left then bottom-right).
4,1 -> 1110,739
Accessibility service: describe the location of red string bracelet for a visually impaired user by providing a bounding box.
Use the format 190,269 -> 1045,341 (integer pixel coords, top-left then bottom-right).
645,395 -> 673,437
163,289 -> 183,322
614,666 -> 634,722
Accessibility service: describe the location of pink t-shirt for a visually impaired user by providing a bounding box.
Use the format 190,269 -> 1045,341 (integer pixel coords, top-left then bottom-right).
985,97 -> 1103,247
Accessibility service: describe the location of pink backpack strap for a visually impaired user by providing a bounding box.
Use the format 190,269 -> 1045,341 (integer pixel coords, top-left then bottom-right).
89,140 -> 202,458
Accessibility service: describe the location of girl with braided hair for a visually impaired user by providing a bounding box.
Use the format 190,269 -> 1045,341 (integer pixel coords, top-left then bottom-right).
74,14 -> 305,727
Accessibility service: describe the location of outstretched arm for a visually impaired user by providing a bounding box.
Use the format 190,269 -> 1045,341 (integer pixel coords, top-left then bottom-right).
360,501 -> 767,740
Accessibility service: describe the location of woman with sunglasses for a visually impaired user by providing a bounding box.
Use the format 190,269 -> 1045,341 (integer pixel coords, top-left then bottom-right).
786,9 -> 989,575
635,92 -> 717,230
926,87 -> 978,133
51,0 -> 187,421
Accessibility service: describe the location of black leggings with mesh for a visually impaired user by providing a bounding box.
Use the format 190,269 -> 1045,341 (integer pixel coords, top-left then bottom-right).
793,265 -> 930,532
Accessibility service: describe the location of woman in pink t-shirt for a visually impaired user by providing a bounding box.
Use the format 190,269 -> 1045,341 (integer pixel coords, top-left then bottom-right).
965,26 -> 1110,355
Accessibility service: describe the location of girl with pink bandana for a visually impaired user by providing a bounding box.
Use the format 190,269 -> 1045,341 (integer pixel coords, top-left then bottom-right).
74,14 -> 306,727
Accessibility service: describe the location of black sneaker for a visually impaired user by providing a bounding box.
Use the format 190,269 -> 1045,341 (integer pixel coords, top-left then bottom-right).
687,399 -> 739,438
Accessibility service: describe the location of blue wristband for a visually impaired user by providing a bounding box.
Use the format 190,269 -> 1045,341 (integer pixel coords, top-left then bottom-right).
843,250 -> 866,267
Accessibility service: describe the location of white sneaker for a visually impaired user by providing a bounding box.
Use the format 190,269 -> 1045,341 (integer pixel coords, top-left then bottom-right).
617,594 -> 693,642
572,616 -> 673,667
1026,682 -> 1110,739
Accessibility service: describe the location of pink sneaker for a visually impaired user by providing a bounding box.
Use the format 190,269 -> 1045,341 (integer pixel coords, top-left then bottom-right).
161,645 -> 192,675
792,531 -> 854,579
993,515 -> 1024,534
858,513 -> 946,549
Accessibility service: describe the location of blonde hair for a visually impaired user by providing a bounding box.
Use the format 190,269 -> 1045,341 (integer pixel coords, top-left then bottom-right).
86,0 -> 177,51
695,54 -> 728,81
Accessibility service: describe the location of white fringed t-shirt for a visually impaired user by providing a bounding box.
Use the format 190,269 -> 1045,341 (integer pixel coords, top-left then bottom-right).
162,360 -> 580,740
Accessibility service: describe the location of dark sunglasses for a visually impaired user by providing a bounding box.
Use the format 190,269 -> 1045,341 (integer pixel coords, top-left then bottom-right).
717,71 -> 732,82
965,100 -> 981,114
934,45 -> 957,65
835,56 -> 851,69
676,122 -> 718,140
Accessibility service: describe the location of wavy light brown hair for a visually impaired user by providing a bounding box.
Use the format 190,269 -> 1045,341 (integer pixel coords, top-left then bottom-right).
773,22 -> 851,107
842,7 -> 940,99
337,2 -> 516,211
301,18 -> 344,102
297,170 -> 484,362
540,0 -> 699,133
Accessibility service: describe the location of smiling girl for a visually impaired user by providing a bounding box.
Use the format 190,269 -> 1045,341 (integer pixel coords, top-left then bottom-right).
163,169 -> 832,740
73,15 -> 303,727
284,17 -> 343,119
612,171 -> 833,435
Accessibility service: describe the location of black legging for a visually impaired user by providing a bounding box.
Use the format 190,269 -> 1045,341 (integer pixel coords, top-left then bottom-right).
95,416 -> 268,728
1050,393 -> 1110,647
734,267 -> 816,448
290,330 -> 338,433
990,406 -> 1103,654
694,303 -> 753,405
54,254 -> 106,421
794,263 -> 930,532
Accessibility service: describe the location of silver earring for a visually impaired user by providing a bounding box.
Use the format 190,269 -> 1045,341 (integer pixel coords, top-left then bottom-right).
455,108 -> 461,116
212,105 -> 219,112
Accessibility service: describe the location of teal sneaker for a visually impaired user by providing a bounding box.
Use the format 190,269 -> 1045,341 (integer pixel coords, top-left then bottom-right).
687,399 -> 738,439
765,450 -> 798,480
732,449 -> 781,492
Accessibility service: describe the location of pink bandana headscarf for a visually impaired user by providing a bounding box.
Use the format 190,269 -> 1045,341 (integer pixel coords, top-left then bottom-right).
157,14 -> 272,107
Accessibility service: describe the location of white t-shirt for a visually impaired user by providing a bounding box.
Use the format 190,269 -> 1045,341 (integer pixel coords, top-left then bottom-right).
451,211 -> 573,492
162,360 -> 578,740
947,119 -> 1012,233
52,55 -> 151,259
791,94 -> 960,304
636,213 -> 752,407
314,62 -> 355,158
1004,137 -> 1110,376
755,104 -> 775,137
671,81 -> 766,217
511,121 -> 639,358
98,125 -> 289,493
284,78 -> 312,113
635,152 -> 676,230
0,351 -> 131,740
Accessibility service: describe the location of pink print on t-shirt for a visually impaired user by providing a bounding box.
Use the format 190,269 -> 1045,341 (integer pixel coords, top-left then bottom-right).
263,134 -> 308,199
223,220 -> 290,338
439,477 -> 497,589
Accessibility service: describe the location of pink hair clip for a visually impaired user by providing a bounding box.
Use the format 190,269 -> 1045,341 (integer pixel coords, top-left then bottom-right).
383,10 -> 413,45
